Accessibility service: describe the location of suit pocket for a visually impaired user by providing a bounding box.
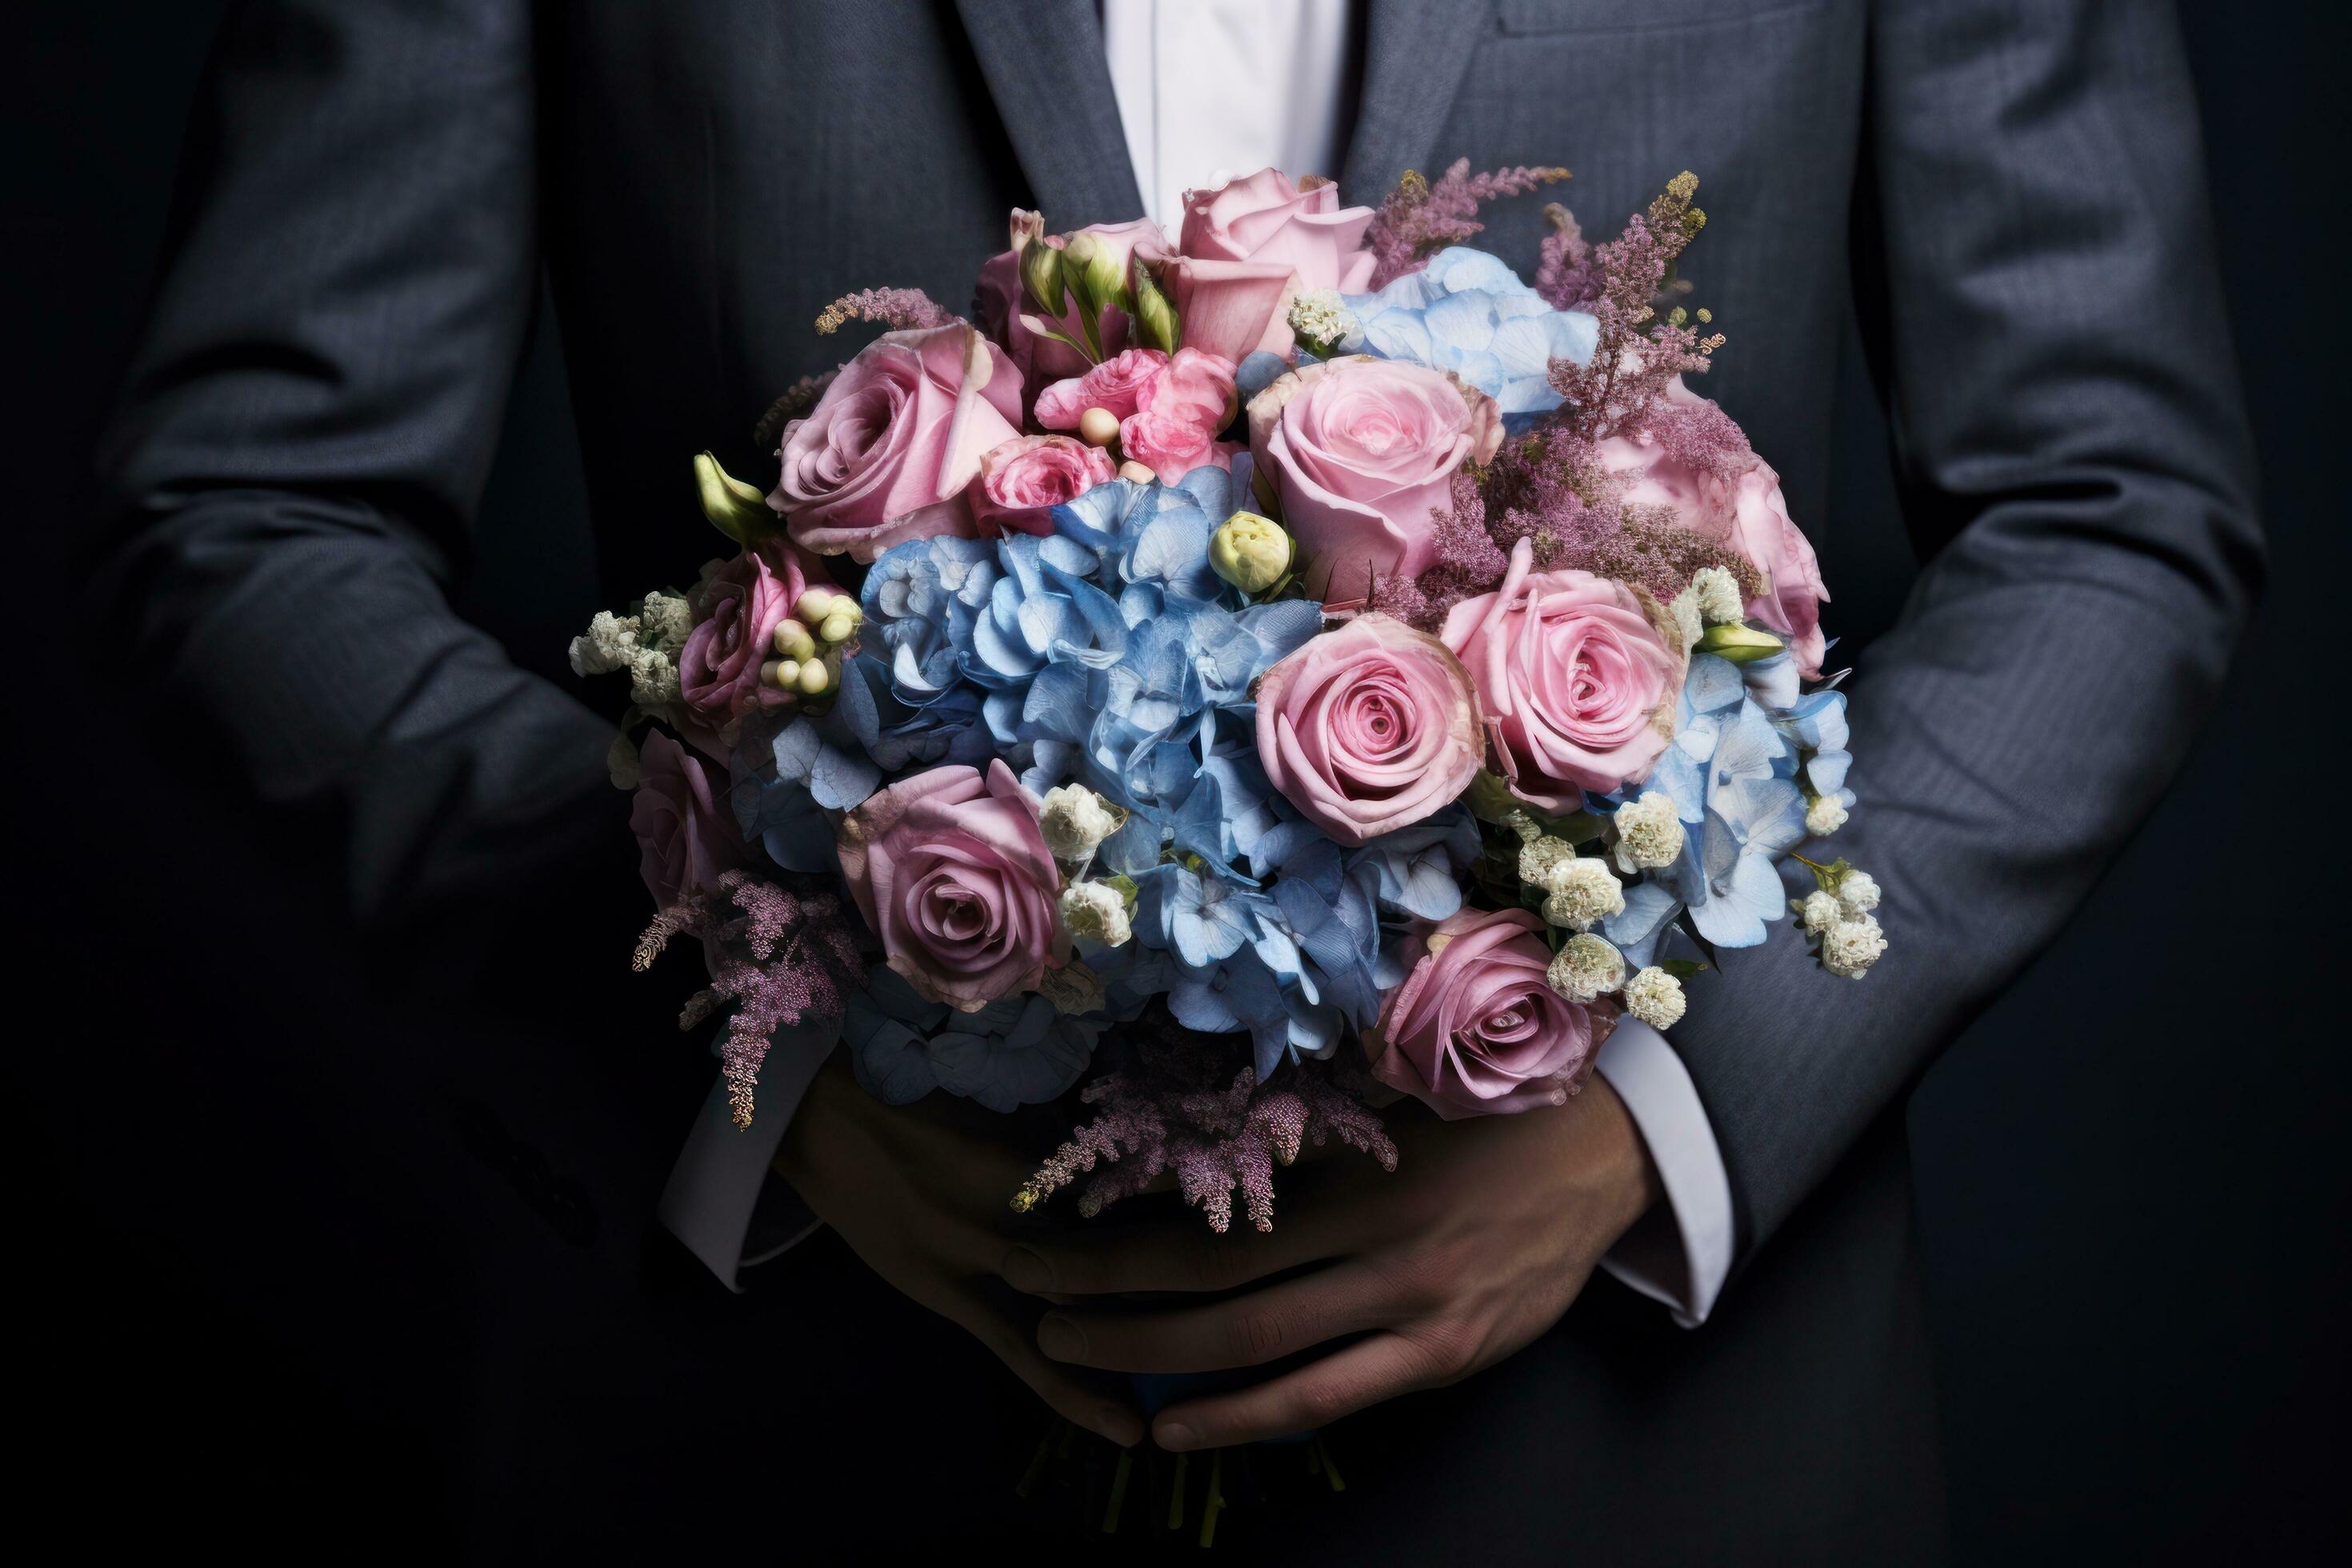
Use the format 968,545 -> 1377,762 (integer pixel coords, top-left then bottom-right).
1495,0 -> 1825,34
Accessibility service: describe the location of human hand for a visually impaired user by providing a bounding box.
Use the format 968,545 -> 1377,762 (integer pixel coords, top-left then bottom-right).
772,1057 -> 1144,1446
998,1074 -> 1661,1450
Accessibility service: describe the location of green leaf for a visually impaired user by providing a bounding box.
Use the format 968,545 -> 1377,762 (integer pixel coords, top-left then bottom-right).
1655,958 -> 1710,980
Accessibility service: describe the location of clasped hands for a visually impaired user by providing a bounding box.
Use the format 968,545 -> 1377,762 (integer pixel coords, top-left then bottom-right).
774,1056 -> 1660,1451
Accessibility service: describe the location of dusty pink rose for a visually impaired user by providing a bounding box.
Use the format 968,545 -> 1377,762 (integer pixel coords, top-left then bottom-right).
1728,458 -> 1830,678
1599,378 -> 1830,678
1178,168 -> 1378,294
836,760 -> 1061,1012
630,730 -> 742,911
770,324 -> 1024,563
1372,908 -> 1605,1119
969,435 -> 1118,538
1034,347 -> 1169,429
1162,255 -> 1297,366
1256,612 -> 1483,845
1247,356 -> 1504,601
1441,542 -> 1683,808
1118,347 -> 1239,479
679,538 -> 825,722
974,212 -> 1170,394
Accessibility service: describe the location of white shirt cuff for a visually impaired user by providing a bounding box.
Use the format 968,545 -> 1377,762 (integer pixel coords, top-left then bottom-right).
1594,1018 -> 1735,1328
656,1019 -> 834,1291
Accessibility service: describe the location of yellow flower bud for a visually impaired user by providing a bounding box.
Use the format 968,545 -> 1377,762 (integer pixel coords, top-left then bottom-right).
1697,622 -> 1786,664
1208,511 -> 1293,594
796,658 -> 832,696
820,611 -> 856,644
1118,460 -> 1156,485
1077,406 -> 1120,447
694,451 -> 776,546
795,588 -> 837,624
770,658 -> 802,689
771,619 -> 816,662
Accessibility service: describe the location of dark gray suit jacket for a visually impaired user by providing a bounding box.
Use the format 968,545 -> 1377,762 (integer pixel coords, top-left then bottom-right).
88,0 -> 2260,1554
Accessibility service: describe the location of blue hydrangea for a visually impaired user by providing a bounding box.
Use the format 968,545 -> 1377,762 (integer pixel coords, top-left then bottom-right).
1342,247 -> 1599,421
842,966 -> 1104,1113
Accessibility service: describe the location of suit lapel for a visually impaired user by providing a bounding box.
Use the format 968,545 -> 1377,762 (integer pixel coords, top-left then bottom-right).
953,0 -> 1146,226
1339,0 -> 1494,206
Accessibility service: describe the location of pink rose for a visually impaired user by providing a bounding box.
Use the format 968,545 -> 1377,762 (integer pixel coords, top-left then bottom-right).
1034,347 -> 1168,429
1162,255 -> 1297,365
1178,168 -> 1378,294
974,213 -> 1170,395
1441,543 -> 1683,808
1118,347 -> 1238,480
1600,378 -> 1830,678
1255,612 -> 1483,845
969,434 -> 1118,538
1248,356 -> 1504,602
630,730 -> 742,911
837,760 -> 1062,1012
1728,458 -> 1830,678
679,538 -> 826,722
1372,908 -> 1606,1119
771,324 -> 1024,563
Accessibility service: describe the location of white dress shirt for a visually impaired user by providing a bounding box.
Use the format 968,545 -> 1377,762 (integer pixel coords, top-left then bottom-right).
661,0 -> 1737,1327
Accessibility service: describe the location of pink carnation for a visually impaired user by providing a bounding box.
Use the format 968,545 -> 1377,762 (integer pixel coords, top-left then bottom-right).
1118,347 -> 1238,480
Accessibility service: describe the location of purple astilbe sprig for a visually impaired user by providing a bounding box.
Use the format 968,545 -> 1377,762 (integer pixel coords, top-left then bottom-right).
753,369 -> 838,448
1013,1019 -> 1398,1233
812,286 -> 958,335
1533,202 -> 1602,311
637,870 -> 867,1129
1363,159 -> 1570,290
1541,172 -> 1725,444
1370,472 -> 1512,632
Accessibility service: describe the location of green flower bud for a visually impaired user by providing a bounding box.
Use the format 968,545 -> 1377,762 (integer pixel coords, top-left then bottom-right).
1208,510 -> 1292,594
1697,622 -> 1786,664
1060,231 -> 1130,315
1131,264 -> 1179,355
694,451 -> 776,546
1019,236 -> 1066,318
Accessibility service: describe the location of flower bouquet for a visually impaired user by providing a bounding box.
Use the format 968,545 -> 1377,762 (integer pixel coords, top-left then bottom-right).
574,162 -> 1886,1231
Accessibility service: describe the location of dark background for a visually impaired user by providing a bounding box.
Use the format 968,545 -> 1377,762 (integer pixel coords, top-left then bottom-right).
9,2 -> 2345,1557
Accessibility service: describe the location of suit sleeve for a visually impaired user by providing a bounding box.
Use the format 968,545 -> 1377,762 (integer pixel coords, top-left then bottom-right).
1666,0 -> 2264,1278
86,0 -> 622,942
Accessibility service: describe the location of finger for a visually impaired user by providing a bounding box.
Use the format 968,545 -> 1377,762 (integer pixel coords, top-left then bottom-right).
998,1211 -> 1349,1300
945,1279 -> 1146,1448
1151,1332 -> 1443,1450
1037,1260 -> 1394,1374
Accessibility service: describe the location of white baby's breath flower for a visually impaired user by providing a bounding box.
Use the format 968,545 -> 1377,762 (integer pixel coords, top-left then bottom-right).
1611,792 -> 1686,873
1547,934 -> 1626,1002
1038,785 -> 1121,862
1623,966 -> 1687,1030
1502,809 -> 1543,844
1806,794 -> 1850,836
1541,858 -> 1625,930
1058,881 -> 1132,947
1797,889 -> 1842,936
1691,566 -> 1746,626
1286,289 -> 1358,351
1837,869 -> 1881,916
1667,586 -> 1705,651
1518,834 -> 1578,890
626,646 -> 681,708
570,610 -> 639,677
1822,914 -> 1888,978
638,590 -> 695,652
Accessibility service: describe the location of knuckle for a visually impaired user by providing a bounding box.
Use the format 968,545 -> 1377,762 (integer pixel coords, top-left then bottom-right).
1229,1307 -> 1296,1365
